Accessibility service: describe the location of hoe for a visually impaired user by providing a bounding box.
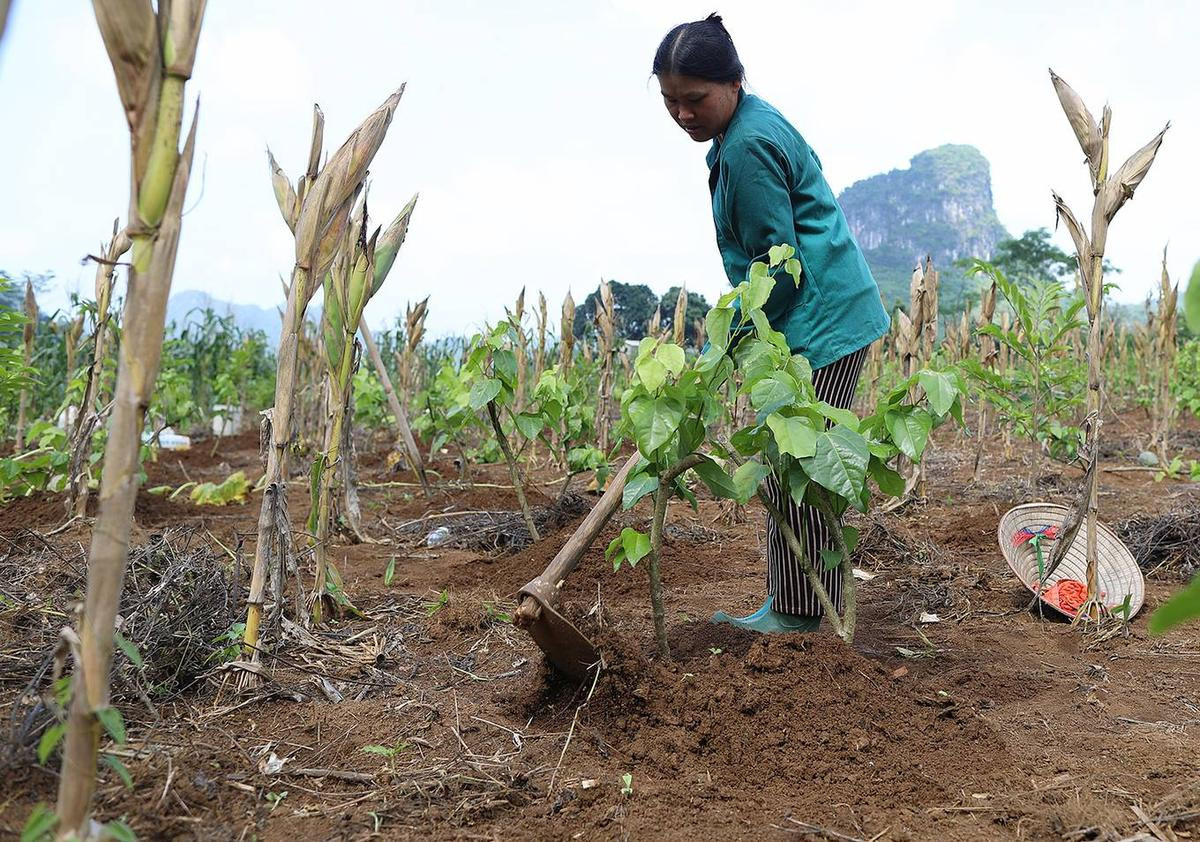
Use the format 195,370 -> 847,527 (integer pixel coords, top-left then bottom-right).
513,453 -> 641,679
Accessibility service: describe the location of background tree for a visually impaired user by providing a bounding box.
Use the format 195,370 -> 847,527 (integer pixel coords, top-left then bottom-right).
657,286 -> 710,345
573,281 -> 659,341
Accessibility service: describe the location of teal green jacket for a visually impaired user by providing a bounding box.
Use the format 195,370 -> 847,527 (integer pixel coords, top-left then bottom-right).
707,92 -> 889,370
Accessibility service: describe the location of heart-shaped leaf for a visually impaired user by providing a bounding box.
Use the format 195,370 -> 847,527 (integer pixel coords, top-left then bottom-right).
693,457 -> 739,500
868,455 -> 905,497
622,472 -> 660,510
1183,260 -> 1200,335
655,343 -> 686,377
636,356 -> 668,392
706,307 -> 734,351
884,407 -> 933,461
732,460 -> 772,504
917,370 -> 958,417
766,413 -> 818,458
801,426 -> 869,502
628,394 -> 685,455
468,377 -> 502,411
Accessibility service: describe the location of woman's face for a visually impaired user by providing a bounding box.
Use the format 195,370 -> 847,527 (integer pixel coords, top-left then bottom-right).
658,73 -> 742,143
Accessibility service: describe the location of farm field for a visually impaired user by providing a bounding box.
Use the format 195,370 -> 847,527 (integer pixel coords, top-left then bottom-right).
2,417 -> 1198,841
3,5 -> 1200,840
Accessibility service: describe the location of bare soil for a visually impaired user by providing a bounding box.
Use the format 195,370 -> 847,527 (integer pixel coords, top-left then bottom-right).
2,416 -> 1199,841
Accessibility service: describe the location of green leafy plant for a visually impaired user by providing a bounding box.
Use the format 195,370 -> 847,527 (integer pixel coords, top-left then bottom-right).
188,471 -> 250,505
0,421 -> 70,501
963,261 -> 1086,483
210,622 -> 248,664
611,246 -> 964,656
424,589 -> 450,616
462,320 -> 543,541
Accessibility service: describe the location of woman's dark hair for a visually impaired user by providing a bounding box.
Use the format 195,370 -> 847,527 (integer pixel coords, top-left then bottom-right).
652,12 -> 744,83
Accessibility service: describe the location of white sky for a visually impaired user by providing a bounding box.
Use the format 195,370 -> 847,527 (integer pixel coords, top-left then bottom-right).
1,1 -> 1196,337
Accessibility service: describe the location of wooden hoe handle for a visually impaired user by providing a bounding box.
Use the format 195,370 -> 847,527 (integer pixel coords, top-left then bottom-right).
514,453 -> 641,627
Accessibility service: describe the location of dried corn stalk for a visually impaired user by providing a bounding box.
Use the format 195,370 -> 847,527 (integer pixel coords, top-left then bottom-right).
398,297 -> 429,401
312,197 -> 415,622
510,287 -> 528,409
973,279 -> 998,481
242,90 -> 403,676
361,319 -> 429,495
1049,68 -> 1168,621
595,280 -> 615,451
647,306 -> 662,340
559,291 -> 576,373
672,285 -> 688,346
1150,247 -> 1177,463
893,256 -> 938,500
533,291 -> 548,387
67,220 -> 132,517
57,2 -> 205,831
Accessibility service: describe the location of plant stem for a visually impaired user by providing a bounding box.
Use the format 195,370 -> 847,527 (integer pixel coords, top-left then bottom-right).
646,453 -> 705,659
360,318 -> 430,497
488,400 -> 539,542
756,487 -> 846,640
811,488 -> 857,642
56,12 -> 203,825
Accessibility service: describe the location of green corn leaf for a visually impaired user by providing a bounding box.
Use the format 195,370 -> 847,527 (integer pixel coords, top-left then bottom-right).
20,803 -> 57,842
103,753 -> 134,790
101,820 -> 136,842
37,722 -> 65,765
96,706 -> 126,744
113,630 -> 143,669
306,456 -> 323,535
384,556 -> 396,587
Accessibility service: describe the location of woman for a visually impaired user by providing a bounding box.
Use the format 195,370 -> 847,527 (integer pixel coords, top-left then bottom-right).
653,14 -> 889,632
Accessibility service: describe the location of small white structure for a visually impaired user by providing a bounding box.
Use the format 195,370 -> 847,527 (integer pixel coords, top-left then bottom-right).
211,404 -> 244,436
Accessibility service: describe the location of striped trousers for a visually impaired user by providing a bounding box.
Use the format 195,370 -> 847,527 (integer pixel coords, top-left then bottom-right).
762,345 -> 868,616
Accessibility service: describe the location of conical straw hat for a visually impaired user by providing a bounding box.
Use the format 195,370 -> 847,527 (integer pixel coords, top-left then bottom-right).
998,503 -> 1144,618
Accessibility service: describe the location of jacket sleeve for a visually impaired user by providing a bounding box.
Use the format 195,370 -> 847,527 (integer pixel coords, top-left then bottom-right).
721,135 -> 802,328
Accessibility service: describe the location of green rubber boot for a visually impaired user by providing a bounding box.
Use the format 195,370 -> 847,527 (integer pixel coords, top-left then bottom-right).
711,594 -> 820,633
